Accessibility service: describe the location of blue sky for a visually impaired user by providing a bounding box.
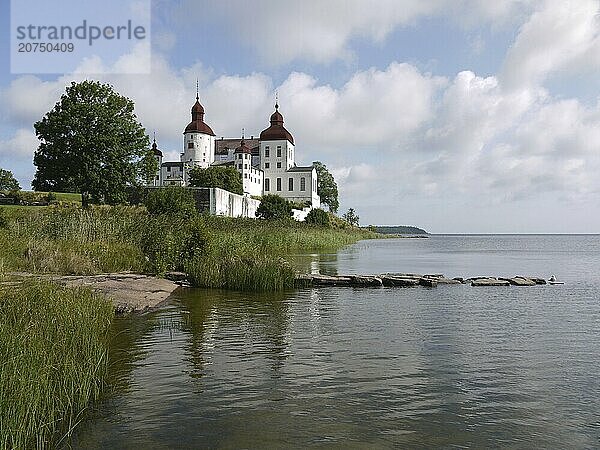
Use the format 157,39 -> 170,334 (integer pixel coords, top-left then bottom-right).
1,0 -> 600,232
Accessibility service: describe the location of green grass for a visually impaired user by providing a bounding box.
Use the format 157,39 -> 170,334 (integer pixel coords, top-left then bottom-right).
0,190 -> 81,202
0,206 -> 377,286
0,206 -> 376,445
0,281 -> 113,449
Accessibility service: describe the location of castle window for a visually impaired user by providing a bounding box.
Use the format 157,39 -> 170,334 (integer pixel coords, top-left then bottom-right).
265,162 -> 270,169
277,146 -> 281,157
265,147 -> 270,157
244,174 -> 247,178
265,178 -> 270,191
244,164 -> 247,169
300,177 -> 306,191
288,178 -> 293,191
277,162 -> 281,168
188,142 -> 194,149
238,164 -> 242,169
276,178 -> 281,191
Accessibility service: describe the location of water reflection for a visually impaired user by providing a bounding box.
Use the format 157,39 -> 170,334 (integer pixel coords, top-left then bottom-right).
72,236 -> 600,448
287,251 -> 340,275
178,289 -> 291,381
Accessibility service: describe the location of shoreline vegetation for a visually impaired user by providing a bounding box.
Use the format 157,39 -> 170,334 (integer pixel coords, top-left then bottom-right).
0,282 -> 113,449
0,199 -> 376,447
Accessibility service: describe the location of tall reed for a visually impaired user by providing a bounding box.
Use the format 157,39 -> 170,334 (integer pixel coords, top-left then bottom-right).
0,282 -> 113,449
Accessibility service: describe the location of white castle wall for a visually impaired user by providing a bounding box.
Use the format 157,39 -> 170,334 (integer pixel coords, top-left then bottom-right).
209,188 -> 260,218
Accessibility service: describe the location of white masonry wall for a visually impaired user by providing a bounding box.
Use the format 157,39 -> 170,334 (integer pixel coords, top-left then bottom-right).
211,187 -> 261,218
181,132 -> 215,169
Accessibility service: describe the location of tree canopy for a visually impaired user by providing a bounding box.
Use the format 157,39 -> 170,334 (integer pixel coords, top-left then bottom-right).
313,161 -> 339,213
144,186 -> 197,218
0,168 -> 20,191
32,80 -> 157,206
305,208 -> 330,227
256,194 -> 293,220
342,208 -> 360,227
188,165 -> 243,195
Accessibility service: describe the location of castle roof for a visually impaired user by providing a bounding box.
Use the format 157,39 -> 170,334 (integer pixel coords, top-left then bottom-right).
215,137 -> 260,156
259,103 -> 294,144
151,136 -> 163,157
287,165 -> 315,173
234,138 -> 252,154
184,95 -> 215,136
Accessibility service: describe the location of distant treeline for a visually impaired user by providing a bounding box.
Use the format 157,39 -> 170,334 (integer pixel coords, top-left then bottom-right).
373,225 -> 428,235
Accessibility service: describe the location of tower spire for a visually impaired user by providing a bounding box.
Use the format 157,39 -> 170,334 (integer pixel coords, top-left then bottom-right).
241,127 -> 245,139
275,90 -> 279,109
196,79 -> 199,101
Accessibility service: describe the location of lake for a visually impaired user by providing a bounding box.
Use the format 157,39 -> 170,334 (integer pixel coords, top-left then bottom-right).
72,235 -> 600,448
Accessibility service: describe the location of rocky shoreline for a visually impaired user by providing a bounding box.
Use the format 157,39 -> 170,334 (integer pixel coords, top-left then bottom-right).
2,271 -> 560,315
295,273 -> 554,288
4,272 -> 182,314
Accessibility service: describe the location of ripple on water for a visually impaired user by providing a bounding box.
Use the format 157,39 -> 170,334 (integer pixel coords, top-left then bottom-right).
73,236 -> 600,449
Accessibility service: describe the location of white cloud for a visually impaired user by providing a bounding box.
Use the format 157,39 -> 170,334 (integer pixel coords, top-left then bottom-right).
279,64 -> 445,151
0,128 -> 40,189
501,0 -> 600,88
170,0 -> 537,65
0,128 -> 39,159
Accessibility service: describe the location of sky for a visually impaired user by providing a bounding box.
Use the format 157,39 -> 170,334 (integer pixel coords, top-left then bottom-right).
1,0 -> 599,233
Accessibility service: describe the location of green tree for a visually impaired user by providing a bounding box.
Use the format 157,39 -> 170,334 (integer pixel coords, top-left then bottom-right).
32,80 -> 157,207
145,186 -> 197,218
0,168 -> 20,191
305,208 -> 330,227
342,208 -> 360,227
188,165 -> 243,195
313,161 -> 339,213
256,194 -> 293,220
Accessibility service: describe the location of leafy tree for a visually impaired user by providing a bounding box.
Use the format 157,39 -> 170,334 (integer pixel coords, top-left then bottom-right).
188,165 -> 243,195
0,168 -> 20,191
305,208 -> 330,227
32,80 -> 157,207
145,186 -> 197,218
342,208 -> 360,227
313,161 -> 339,213
256,194 -> 293,220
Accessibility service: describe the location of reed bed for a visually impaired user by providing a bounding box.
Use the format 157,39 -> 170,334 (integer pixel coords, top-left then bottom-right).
0,205 -> 376,283
0,282 -> 113,449
0,206 -> 375,445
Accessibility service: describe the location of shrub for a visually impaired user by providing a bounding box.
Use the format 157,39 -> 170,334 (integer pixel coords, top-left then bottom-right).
144,186 -> 196,217
46,191 -> 57,203
188,165 -> 243,195
305,208 -> 330,227
256,194 -> 293,220
140,215 -> 209,274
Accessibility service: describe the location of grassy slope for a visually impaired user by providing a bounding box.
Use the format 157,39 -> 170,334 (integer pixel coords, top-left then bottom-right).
0,206 -> 376,288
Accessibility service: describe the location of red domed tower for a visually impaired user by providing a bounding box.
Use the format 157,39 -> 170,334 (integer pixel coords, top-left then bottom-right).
259,102 -> 296,175
181,83 -> 216,173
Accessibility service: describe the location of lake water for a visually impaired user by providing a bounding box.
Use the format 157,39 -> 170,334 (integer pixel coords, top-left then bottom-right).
73,235 -> 600,449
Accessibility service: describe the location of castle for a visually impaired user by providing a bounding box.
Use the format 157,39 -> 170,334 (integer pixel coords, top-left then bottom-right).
150,92 -> 320,209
